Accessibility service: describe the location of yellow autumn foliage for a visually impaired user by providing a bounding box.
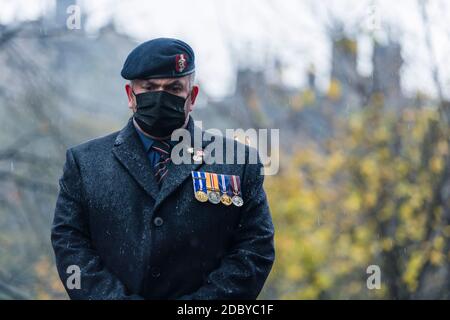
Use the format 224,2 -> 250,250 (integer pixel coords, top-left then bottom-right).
260,103 -> 449,299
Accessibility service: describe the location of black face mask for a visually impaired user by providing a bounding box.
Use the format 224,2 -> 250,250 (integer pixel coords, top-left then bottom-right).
133,90 -> 188,138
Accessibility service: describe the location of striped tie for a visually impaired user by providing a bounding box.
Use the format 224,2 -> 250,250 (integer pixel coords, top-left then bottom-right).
151,140 -> 172,187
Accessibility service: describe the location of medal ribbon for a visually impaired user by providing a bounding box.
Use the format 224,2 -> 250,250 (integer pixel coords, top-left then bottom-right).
191,171 -> 199,193
212,173 -> 219,192
192,171 -> 206,194
198,171 -> 206,193
205,172 -> 212,192
219,174 -> 228,194
231,175 -> 241,196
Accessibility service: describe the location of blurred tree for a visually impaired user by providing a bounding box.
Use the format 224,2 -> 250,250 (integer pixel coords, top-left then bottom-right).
260,100 -> 449,299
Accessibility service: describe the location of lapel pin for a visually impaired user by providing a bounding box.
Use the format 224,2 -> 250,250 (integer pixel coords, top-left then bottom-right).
192,149 -> 204,162
188,147 -> 204,162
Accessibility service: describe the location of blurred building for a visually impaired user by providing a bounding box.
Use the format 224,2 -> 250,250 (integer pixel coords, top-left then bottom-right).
0,0 -> 419,148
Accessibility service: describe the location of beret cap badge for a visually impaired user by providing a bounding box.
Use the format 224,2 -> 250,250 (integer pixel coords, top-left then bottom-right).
176,54 -> 187,73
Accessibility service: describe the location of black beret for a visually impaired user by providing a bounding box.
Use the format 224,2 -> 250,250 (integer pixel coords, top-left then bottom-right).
121,38 -> 195,80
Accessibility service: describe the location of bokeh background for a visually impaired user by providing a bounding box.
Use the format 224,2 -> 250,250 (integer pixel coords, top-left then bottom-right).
0,0 -> 449,299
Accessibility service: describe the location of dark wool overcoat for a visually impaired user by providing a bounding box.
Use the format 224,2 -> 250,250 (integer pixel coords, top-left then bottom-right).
51,115 -> 275,300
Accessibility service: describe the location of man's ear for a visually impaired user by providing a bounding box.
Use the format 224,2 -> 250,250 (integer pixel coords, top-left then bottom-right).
189,85 -> 199,109
125,83 -> 136,110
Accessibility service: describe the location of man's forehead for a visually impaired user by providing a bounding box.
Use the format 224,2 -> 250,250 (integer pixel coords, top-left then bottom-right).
136,76 -> 189,86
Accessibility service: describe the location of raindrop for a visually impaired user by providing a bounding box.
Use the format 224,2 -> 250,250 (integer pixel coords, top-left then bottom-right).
10,161 -> 14,172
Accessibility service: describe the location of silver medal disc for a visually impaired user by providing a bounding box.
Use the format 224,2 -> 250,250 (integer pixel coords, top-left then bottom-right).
231,195 -> 244,207
208,191 -> 221,204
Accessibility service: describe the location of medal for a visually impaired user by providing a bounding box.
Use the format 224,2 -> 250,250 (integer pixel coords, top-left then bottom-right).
230,175 -> 244,207
195,190 -> 208,202
191,171 -> 208,202
218,174 -> 232,206
205,172 -> 221,204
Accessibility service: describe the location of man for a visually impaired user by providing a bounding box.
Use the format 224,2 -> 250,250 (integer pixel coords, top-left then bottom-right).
51,38 -> 275,300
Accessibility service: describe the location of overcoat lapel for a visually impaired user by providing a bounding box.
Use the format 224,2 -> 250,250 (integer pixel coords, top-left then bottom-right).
112,118 -> 160,201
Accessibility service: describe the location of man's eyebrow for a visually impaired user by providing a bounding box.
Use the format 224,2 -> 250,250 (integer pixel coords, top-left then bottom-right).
141,79 -> 185,87
164,80 -> 184,87
142,80 -> 160,86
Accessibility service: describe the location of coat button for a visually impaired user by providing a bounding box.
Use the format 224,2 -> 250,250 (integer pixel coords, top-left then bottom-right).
151,267 -> 160,278
153,217 -> 164,227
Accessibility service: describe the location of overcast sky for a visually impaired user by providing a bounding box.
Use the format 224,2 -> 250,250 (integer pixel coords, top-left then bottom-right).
1,0 -> 449,99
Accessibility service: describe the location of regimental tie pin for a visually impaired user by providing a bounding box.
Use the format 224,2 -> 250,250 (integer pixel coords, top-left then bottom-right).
187,147 -> 204,162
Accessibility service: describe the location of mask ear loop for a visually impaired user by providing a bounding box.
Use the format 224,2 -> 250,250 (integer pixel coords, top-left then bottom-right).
183,90 -> 193,124
130,87 -> 138,114
186,91 -> 192,103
